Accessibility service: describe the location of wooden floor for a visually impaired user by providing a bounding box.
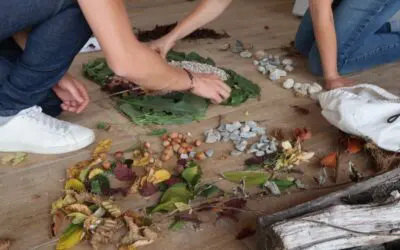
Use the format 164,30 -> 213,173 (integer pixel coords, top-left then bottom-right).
1,0 -> 400,249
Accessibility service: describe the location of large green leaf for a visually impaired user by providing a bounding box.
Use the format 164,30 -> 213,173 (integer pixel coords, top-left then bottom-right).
152,183 -> 193,213
222,171 -> 271,186
182,164 -> 202,189
272,179 -> 295,191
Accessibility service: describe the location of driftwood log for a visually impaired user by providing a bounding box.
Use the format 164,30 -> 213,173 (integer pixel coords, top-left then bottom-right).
257,168 -> 400,250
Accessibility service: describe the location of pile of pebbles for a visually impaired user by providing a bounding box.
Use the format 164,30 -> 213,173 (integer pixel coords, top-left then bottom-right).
169,60 -> 229,81
204,121 -> 278,157
253,51 -> 295,81
282,78 -> 323,97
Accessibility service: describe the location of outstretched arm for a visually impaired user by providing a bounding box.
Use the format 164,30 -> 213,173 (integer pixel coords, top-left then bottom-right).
149,0 -> 232,58
78,0 -> 231,103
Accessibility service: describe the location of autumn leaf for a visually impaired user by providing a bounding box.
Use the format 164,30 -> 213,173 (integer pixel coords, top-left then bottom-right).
320,152 -> 337,168
113,163 -> 136,181
346,137 -> 364,154
271,128 -> 285,141
65,179 -> 86,193
236,227 -> 256,240
92,139 -> 112,159
56,224 -> 85,250
65,204 -> 92,216
294,128 -> 312,141
52,211 -> 68,237
290,105 -> 310,115
88,169 -> 104,180
148,170 -> 171,184
139,182 -> 159,197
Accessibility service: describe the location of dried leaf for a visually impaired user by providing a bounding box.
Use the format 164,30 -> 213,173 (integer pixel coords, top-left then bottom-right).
348,161 -> 363,182
0,239 -> 12,250
294,128 -> 312,141
346,137 -> 364,154
65,204 -> 92,216
102,200 -> 122,218
56,224 -> 85,250
174,202 -> 191,212
148,170 -> 171,184
92,139 -> 112,159
298,151 -> 315,161
321,152 -> 337,168
139,182 -> 159,197
1,152 -> 27,166
51,211 -> 67,237
224,198 -> 247,210
65,179 -> 86,193
88,169 -> 104,180
67,212 -> 88,224
113,163 -> 135,181
236,227 -> 256,240
133,156 -> 150,168
315,167 -> 328,185
222,171 -> 270,186
281,141 -> 293,150
271,128 -> 285,141
290,105 -> 310,115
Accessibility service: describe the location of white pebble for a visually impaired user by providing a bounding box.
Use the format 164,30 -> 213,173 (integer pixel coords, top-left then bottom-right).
277,69 -> 287,77
240,50 -> 253,58
293,82 -> 302,90
255,50 -> 266,60
284,64 -> 294,72
308,82 -> 323,94
253,60 -> 259,66
283,78 -> 295,89
258,66 -> 266,73
282,59 -> 293,65
269,69 -> 281,81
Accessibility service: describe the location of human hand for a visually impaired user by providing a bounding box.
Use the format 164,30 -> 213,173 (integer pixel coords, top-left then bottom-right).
190,73 -> 231,104
53,73 -> 90,114
325,76 -> 356,90
148,36 -> 176,59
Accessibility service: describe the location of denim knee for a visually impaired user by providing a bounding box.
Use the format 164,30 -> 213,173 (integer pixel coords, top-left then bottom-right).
307,45 -> 324,76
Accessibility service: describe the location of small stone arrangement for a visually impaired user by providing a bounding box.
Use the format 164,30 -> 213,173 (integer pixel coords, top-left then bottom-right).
253,52 -> 294,81
204,121 -> 278,157
169,60 -> 229,81
282,78 -> 323,97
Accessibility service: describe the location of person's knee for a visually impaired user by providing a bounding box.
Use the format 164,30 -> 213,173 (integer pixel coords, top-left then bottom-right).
295,30 -> 310,56
307,46 -> 324,76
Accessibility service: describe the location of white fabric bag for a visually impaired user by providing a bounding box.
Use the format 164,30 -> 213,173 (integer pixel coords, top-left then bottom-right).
318,84 -> 400,152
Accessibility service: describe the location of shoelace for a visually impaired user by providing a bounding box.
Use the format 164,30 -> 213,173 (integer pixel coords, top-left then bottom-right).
20,106 -> 69,133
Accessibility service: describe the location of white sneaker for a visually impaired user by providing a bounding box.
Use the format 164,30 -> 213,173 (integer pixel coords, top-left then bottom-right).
0,106 -> 95,154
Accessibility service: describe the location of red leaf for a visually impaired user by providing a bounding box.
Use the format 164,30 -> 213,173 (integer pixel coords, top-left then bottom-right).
346,137 -> 364,154
294,128 -> 312,141
321,152 -> 337,168
165,177 -> 182,187
236,227 -> 256,240
113,163 -> 135,181
139,182 -> 158,197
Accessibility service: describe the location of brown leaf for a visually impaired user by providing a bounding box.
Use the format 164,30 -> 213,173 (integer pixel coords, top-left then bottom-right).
0,239 -> 12,250
51,211 -> 67,237
224,198 -> 247,211
321,152 -> 337,168
139,182 -> 158,197
271,128 -> 285,141
290,105 -> 310,115
236,227 -> 256,240
176,212 -> 202,225
244,156 -> 266,166
113,163 -> 136,181
346,137 -> 364,154
294,128 -> 312,141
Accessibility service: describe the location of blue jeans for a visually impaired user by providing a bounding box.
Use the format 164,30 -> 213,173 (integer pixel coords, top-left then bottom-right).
0,0 -> 92,117
295,0 -> 400,76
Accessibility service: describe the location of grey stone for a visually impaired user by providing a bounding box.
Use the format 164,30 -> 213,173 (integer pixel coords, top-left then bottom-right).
226,121 -> 242,132
232,129 -> 240,136
282,58 -> 294,65
247,148 -> 259,154
205,130 -> 221,143
240,50 -> 253,58
189,151 -> 196,158
283,78 -> 295,89
269,69 -> 281,81
231,40 -> 244,53
241,125 -> 250,133
222,135 -> 230,142
257,66 -> 266,73
256,151 -> 266,157
246,120 -> 258,128
264,64 -> 277,72
217,124 -> 226,132
230,150 -> 243,156
229,133 -> 240,141
284,64 -> 294,72
205,149 -> 214,158
277,69 -> 287,77
253,60 -> 260,66
252,127 -> 266,135
240,132 -> 257,139
264,181 -> 281,196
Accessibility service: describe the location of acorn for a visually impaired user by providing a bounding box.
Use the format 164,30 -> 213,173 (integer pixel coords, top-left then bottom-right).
194,140 -> 202,147
181,142 -> 189,149
195,152 -> 207,161
178,147 -> 187,155
144,142 -> 151,149
187,146 -> 194,152
143,152 -> 150,158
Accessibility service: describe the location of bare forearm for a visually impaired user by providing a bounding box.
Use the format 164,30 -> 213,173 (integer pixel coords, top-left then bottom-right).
166,0 -> 232,41
309,0 -> 339,79
77,0 -> 190,91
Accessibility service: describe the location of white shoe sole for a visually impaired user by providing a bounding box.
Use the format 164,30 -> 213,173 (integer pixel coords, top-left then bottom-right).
0,133 -> 95,155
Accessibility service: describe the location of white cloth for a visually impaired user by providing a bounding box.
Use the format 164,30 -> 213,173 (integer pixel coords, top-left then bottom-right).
318,84 -> 400,152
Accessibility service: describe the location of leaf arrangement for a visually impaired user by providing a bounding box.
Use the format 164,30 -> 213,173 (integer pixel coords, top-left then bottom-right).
83,50 -> 260,125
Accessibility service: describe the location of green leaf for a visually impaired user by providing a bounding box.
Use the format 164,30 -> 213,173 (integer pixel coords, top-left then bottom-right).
79,168 -> 90,182
198,185 -> 221,198
90,180 -> 102,195
152,183 -> 193,213
67,213 -> 88,225
245,165 -> 264,171
272,179 -> 295,191
182,165 -> 202,189
56,224 -> 85,250
167,50 -> 187,61
222,171 -> 271,186
148,128 -> 168,136
82,58 -> 114,86
169,220 -> 186,231
96,121 -> 111,131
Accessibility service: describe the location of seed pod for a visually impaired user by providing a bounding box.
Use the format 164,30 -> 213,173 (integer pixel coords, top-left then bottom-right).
170,132 -> 178,139
181,143 -> 189,149
173,138 -> 182,144
173,144 -> 181,152
178,148 -> 187,155
187,146 -> 194,152
144,142 -> 151,149
161,134 -> 169,141
194,140 -> 202,147
163,140 -> 171,147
